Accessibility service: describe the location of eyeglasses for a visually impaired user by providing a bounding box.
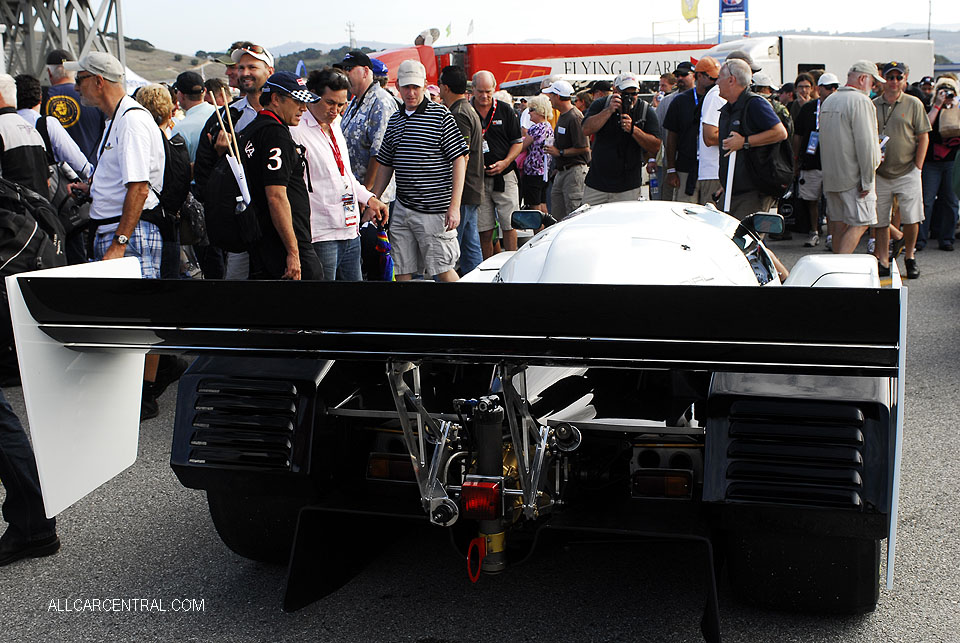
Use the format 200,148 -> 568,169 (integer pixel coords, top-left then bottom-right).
885,74 -> 904,81
75,72 -> 95,83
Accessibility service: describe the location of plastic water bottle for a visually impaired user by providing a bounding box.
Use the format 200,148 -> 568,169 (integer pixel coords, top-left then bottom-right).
648,173 -> 660,201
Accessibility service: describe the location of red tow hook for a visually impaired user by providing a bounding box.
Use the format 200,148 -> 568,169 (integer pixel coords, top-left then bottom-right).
467,537 -> 487,583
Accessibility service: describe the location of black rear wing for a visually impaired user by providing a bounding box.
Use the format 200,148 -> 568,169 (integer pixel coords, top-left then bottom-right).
18,278 -> 902,377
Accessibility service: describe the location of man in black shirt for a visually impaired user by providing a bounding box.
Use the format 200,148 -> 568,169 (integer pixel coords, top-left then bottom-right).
793,73 -> 839,247
663,57 -> 720,203
472,70 -> 522,258
582,72 -> 662,204
244,71 -> 323,280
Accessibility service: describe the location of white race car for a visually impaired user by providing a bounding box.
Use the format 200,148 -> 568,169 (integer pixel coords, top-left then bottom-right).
7,201 -> 907,642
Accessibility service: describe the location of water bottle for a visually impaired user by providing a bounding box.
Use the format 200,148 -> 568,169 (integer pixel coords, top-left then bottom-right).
649,172 -> 660,201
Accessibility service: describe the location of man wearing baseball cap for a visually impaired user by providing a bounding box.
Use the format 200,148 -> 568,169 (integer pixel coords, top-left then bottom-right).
170,71 -> 215,162
244,71 -> 323,281
819,60 -> 885,255
543,80 -> 590,218
871,60 -> 929,278
582,72 -> 662,204
653,62 -> 695,200
43,48 -> 104,162
371,59 -> 468,282
793,73 -> 840,248
662,57 -> 719,203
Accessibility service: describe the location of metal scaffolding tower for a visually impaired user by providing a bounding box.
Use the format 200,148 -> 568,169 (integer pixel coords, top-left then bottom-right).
1,0 -> 125,76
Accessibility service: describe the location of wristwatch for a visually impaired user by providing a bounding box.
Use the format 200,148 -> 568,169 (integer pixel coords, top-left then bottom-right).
559,149 -> 565,157
742,137 -> 751,150
115,234 -> 129,246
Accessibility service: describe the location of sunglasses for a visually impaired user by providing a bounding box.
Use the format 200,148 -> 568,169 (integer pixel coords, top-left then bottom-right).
232,44 -> 265,55
75,72 -> 95,82
885,74 -> 904,80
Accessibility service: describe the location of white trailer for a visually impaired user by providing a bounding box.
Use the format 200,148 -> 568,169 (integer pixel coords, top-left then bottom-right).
705,35 -> 935,86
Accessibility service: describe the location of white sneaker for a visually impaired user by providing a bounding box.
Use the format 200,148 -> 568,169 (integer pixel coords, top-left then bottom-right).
804,232 -> 820,247
825,234 -> 833,251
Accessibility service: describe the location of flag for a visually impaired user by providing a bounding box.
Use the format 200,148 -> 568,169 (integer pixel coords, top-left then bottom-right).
295,59 -> 305,77
446,22 -> 452,37
467,19 -> 474,36
375,224 -> 395,281
681,0 -> 699,21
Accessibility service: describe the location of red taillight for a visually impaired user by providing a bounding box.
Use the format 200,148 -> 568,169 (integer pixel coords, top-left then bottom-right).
632,470 -> 692,498
460,479 -> 502,520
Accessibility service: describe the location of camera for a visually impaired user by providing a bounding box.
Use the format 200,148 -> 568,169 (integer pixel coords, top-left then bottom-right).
619,92 -> 636,112
947,90 -> 956,100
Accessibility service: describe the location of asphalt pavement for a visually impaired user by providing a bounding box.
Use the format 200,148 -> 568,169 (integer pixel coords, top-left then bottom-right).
2,235 -> 959,643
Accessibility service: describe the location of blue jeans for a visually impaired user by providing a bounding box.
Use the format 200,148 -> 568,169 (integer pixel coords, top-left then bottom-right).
313,236 -> 362,281
920,160 -> 959,246
457,204 -> 482,275
0,389 -> 56,542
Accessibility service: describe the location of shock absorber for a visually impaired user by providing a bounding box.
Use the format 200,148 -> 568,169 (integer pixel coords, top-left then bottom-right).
475,395 -> 506,573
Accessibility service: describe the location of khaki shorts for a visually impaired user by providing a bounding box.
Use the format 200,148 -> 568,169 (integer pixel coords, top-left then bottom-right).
390,200 -> 460,276
582,184 -> 641,206
874,168 -> 924,227
479,172 -> 519,233
798,169 -> 823,202
825,186 -> 877,227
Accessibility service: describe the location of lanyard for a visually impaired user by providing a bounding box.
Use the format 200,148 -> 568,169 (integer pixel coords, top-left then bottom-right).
96,98 -> 126,161
347,82 -> 375,121
323,125 -> 345,176
815,99 -> 821,130
259,109 -> 283,125
880,96 -> 900,134
477,99 -> 498,138
693,89 -> 699,107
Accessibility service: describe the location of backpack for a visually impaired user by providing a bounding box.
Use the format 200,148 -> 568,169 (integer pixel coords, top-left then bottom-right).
0,178 -> 68,386
157,132 -> 192,220
740,94 -> 796,198
202,117 -> 280,253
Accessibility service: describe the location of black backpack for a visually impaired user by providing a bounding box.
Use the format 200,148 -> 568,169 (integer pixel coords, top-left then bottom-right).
202,118 -> 277,253
35,116 -> 91,235
741,95 -> 796,198
0,178 -> 68,385
158,132 -> 192,218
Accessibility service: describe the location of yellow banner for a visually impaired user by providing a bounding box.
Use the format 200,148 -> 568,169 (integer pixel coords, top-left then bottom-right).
682,0 -> 699,22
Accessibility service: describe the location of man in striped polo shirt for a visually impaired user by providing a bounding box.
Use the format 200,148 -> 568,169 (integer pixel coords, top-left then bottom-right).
372,60 -> 468,282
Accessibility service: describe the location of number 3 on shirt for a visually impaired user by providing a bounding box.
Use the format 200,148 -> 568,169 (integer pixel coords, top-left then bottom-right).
266,147 -> 283,170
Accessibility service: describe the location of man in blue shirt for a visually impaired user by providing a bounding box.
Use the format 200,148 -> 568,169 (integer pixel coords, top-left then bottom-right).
170,71 -> 215,162
43,48 -> 104,163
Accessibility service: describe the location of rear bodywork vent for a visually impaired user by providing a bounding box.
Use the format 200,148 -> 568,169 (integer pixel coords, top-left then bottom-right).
703,399 -> 890,512
172,357 -> 330,479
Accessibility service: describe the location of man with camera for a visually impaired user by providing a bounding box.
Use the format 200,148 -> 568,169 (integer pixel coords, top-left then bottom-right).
581,72 -> 662,204
919,76 -> 960,253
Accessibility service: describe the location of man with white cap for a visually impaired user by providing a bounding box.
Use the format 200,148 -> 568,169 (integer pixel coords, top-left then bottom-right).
244,71 -> 324,281
793,72 -> 840,248
372,60 -> 468,282
471,70 -> 522,257
819,61 -> 884,255
543,80 -> 590,218
582,72 -> 662,204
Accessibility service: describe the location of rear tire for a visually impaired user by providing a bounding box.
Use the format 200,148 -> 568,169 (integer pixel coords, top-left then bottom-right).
725,531 -> 880,614
207,491 -> 312,564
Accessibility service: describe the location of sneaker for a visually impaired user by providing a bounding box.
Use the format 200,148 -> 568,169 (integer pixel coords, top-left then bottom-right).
878,263 -> 891,278
824,234 -> 833,251
890,237 -> 906,261
905,258 -> 920,279
804,232 -> 820,247
939,241 -> 954,251
867,238 -> 876,254
0,531 -> 60,566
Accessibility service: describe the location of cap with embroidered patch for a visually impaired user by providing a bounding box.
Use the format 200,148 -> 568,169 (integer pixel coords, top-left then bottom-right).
544,80 -> 575,98
261,71 -> 321,103
613,73 -> 640,91
397,60 -> 426,87
341,50 -> 373,70
371,58 -> 388,76
882,61 -> 909,77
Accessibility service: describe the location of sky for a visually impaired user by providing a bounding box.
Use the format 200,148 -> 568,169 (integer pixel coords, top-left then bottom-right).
123,0 -> 960,55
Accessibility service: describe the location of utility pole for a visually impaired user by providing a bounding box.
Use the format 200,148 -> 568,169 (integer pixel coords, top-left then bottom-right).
346,22 -> 357,49
928,0 -> 932,40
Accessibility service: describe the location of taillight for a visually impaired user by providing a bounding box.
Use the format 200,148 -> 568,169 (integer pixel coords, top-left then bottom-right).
460,478 -> 502,520
632,470 -> 693,498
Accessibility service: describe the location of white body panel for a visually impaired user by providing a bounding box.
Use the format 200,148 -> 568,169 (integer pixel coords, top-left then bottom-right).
7,258 -> 146,518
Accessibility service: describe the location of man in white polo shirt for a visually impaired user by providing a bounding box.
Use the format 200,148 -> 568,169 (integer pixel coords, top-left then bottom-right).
68,51 -> 165,277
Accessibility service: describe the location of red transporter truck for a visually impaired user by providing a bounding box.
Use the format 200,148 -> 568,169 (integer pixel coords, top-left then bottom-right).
374,42 -> 714,91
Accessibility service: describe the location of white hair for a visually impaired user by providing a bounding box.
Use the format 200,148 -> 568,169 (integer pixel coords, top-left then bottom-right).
527,94 -> 551,119
720,59 -> 751,88
46,63 -> 74,83
0,74 -> 16,106
540,75 -> 558,90
494,89 -> 513,104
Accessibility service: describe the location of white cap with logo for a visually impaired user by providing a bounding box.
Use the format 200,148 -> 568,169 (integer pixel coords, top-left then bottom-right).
397,60 -> 426,88
544,80 -> 575,99
614,73 -> 640,91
